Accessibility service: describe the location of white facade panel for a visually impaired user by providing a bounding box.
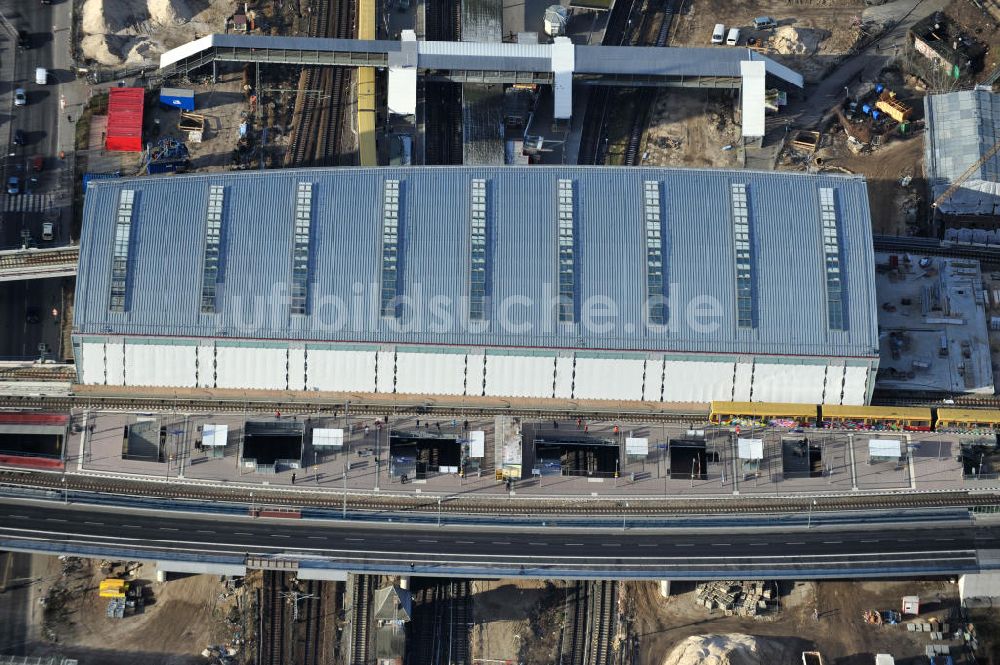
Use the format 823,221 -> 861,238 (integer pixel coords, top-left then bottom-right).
554,356 -> 574,399
196,344 -> 215,388
395,352 -> 466,395
823,364 -> 845,404
215,347 -> 286,390
308,349 -> 377,392
842,365 -> 870,405
751,363 -> 826,404
733,362 -> 754,401
105,340 -> 125,386
662,360 -> 734,402
643,358 -> 664,402
288,348 -> 306,391
465,354 -> 485,396
484,355 -> 554,398
573,358 -> 644,401
80,342 -> 106,384
124,344 -> 197,387
376,350 -> 396,393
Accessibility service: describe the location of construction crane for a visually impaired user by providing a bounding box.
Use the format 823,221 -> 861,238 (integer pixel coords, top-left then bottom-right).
931,135 -> 1000,209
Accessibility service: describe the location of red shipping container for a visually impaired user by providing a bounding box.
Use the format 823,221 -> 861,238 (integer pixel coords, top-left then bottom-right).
105,87 -> 145,152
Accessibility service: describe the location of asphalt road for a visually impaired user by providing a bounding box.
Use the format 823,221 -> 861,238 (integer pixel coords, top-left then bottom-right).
0,500 -> 990,579
0,0 -> 65,249
0,0 -> 71,360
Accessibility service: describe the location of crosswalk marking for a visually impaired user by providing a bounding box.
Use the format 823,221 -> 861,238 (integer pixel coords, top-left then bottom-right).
4,193 -> 55,213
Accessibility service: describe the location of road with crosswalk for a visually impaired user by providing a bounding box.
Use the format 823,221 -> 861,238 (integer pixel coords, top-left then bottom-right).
0,0 -> 70,360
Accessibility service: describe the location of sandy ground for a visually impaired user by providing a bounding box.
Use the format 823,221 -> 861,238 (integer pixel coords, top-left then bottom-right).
642,90 -> 742,168
79,0 -> 234,66
143,71 -> 254,172
668,0 -> 867,82
22,555 -> 241,665
632,579 -> 965,665
471,579 -> 563,665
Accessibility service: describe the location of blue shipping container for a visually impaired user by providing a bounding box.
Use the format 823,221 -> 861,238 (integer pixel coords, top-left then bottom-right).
159,87 -> 195,111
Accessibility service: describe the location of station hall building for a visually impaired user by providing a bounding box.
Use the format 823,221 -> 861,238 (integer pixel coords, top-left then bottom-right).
73,166 -> 879,405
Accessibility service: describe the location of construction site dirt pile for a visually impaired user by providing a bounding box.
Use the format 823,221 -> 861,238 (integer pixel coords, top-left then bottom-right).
661,634 -> 796,665
772,26 -> 829,55
79,0 -> 231,66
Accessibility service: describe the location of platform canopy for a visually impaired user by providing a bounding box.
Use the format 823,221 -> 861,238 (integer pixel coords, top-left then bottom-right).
202,424 -> 229,447
737,438 -> 764,460
468,430 -> 485,458
313,428 -> 344,447
625,437 -> 649,456
868,438 -> 902,459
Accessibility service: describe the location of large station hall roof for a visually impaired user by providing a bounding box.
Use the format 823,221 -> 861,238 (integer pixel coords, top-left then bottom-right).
75,167 -> 878,359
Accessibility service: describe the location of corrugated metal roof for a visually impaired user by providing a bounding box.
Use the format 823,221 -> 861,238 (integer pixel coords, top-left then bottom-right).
924,89 -> 1000,215
75,166 -> 878,359
574,46 -> 804,87
416,40 -> 551,71
160,35 -> 803,87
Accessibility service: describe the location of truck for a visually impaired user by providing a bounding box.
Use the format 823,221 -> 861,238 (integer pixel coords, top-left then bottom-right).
35,67 -> 47,85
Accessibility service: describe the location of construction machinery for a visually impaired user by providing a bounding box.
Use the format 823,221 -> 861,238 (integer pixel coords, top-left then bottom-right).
931,134 -> 1000,209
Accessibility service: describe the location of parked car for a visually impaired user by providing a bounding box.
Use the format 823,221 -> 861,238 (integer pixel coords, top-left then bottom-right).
397,0 -> 411,10
753,16 -> 777,30
711,23 -> 725,44
7,176 -> 20,195
42,222 -> 54,241
14,88 -> 26,106
31,155 -> 43,172
16,30 -> 30,49
12,129 -> 24,145
25,308 -> 40,324
726,27 -> 741,45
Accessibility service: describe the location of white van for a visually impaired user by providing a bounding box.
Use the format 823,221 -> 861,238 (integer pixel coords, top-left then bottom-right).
35,67 -> 47,85
711,24 -> 725,44
726,28 -> 741,46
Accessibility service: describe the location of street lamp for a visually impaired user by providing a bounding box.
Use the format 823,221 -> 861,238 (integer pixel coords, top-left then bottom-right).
623,501 -> 629,531
807,499 -> 817,528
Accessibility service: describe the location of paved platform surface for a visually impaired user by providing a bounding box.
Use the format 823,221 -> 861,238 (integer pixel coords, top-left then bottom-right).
56,409 -> 989,499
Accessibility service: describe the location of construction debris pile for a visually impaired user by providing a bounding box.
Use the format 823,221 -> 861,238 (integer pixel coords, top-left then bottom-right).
694,581 -> 779,617
772,26 -> 827,56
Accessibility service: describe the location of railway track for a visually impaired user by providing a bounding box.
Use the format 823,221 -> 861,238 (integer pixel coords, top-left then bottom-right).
873,235 -> 1000,266
560,581 -> 589,665
260,571 -> 288,665
286,0 -> 354,167
349,574 -> 372,665
407,578 -> 470,665
577,0 -> 656,166
588,580 -> 616,665
299,579 -> 323,665
2,467 -> 998,514
0,389 -> 707,423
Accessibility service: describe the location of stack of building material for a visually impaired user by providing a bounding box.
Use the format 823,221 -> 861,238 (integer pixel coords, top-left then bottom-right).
694,581 -> 776,617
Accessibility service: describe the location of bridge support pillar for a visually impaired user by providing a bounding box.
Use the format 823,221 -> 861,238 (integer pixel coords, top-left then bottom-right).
659,580 -> 671,598
959,572 -> 1000,604
399,575 -> 410,590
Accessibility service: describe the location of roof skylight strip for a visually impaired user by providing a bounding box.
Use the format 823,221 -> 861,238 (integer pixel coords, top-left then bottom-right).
557,178 -> 575,323
730,183 -> 753,328
109,189 -> 135,312
290,182 -> 313,316
819,187 -> 845,330
470,179 -> 488,320
380,179 -> 401,317
644,181 -> 666,325
200,185 -> 225,313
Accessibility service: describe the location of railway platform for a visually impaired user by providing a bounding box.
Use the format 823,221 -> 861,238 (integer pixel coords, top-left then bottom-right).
53,408 -> 984,501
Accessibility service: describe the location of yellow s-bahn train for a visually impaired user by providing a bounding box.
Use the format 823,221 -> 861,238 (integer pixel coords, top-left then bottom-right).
709,401 -> 1000,431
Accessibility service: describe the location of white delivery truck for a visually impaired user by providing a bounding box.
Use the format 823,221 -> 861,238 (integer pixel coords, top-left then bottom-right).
35,67 -> 47,85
